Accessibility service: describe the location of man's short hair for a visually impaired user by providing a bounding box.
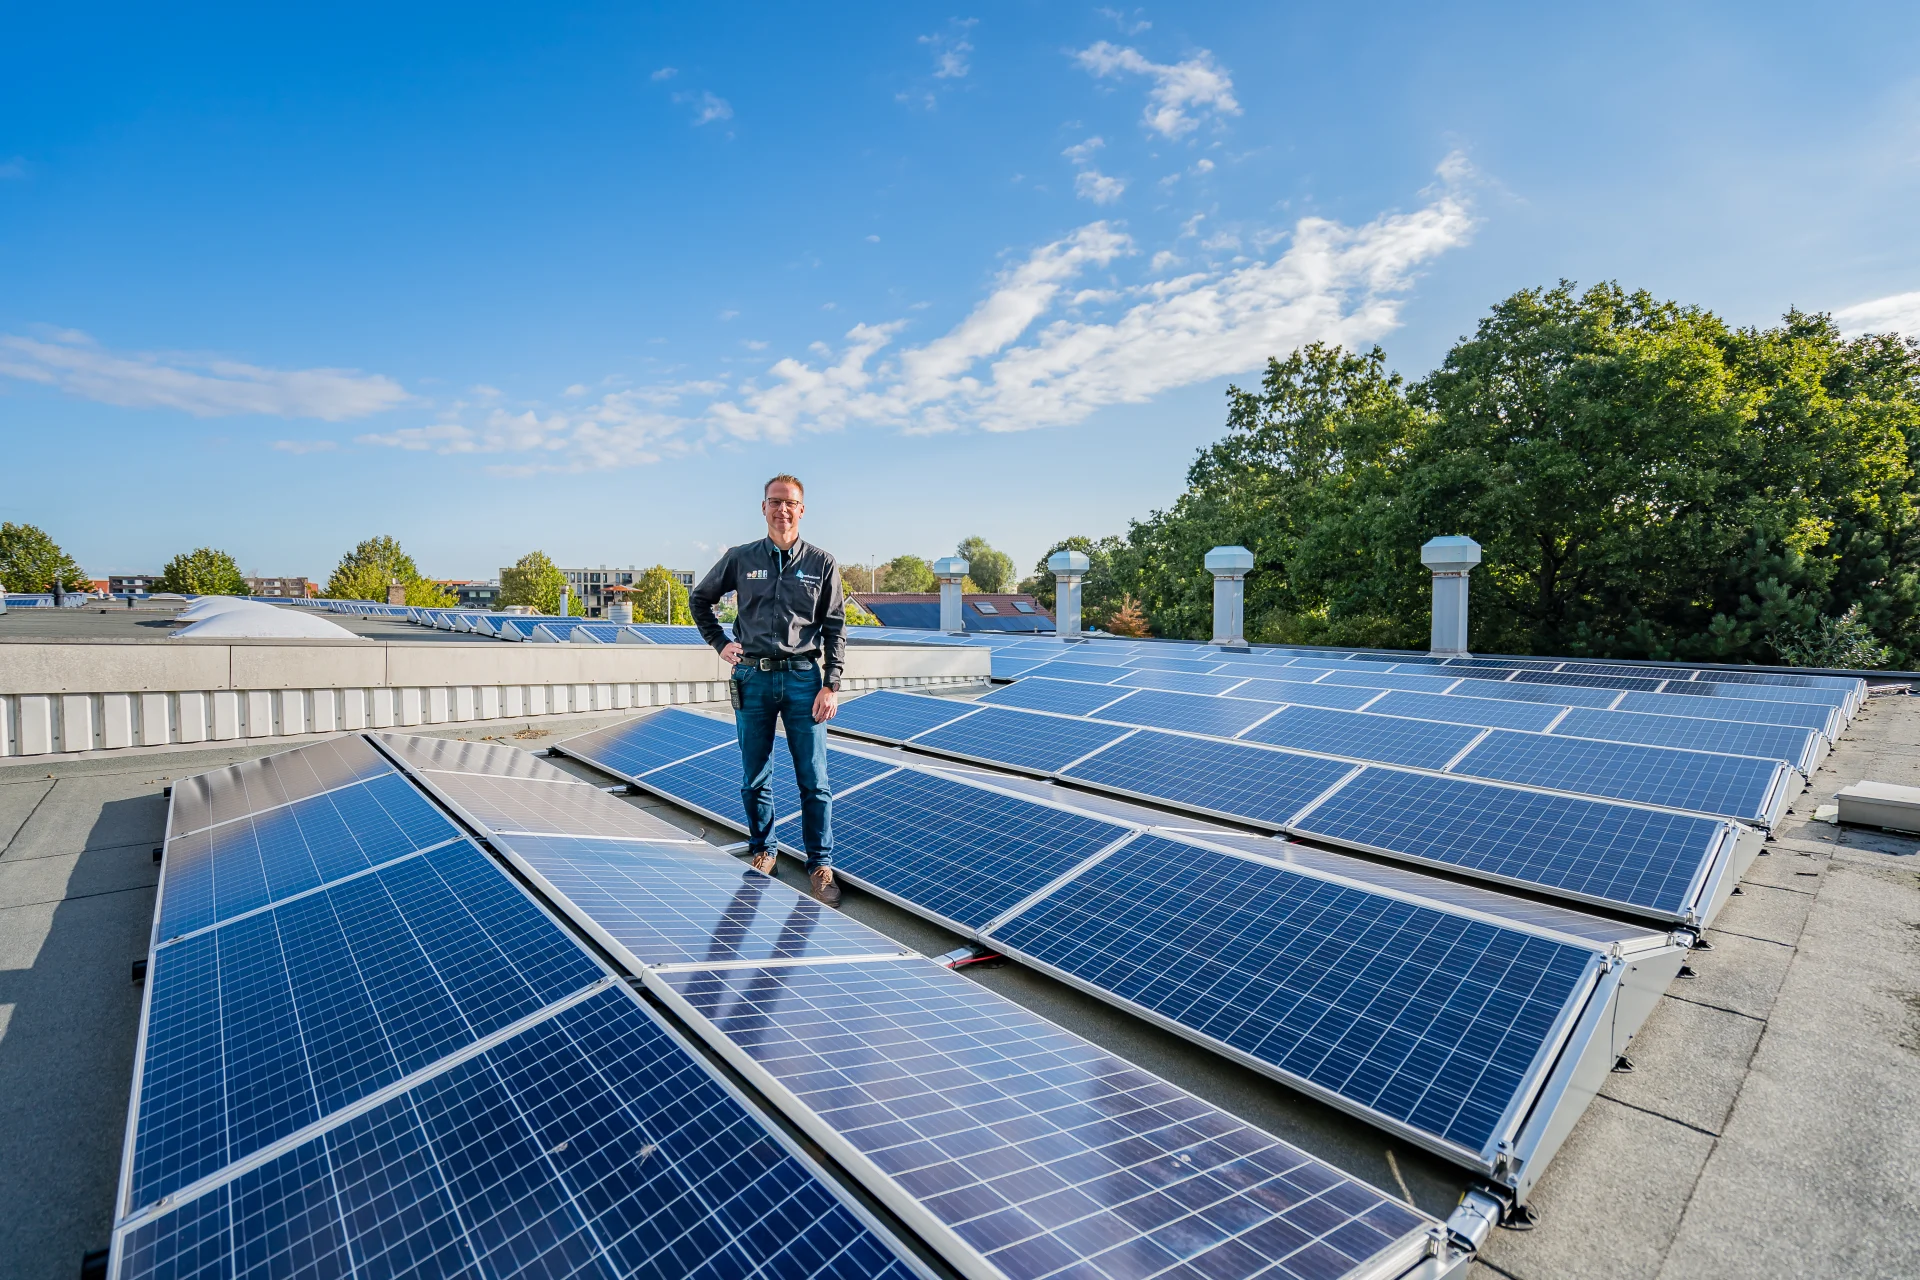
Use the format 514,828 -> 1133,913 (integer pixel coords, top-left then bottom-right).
763,474 -> 805,499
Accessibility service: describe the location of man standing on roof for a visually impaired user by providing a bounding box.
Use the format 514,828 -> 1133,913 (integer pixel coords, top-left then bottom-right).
689,474 -> 846,906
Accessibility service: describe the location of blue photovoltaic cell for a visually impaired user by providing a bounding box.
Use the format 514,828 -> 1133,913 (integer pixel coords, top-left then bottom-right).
1656,679 -> 1852,710
780,770 -> 1127,929
1225,678 -> 1387,712
1558,662 -> 1855,691
978,676 -> 1132,716
158,772 -> 461,939
829,689 -> 981,742
501,835 -> 905,967
993,835 -> 1597,1158
117,987 -> 920,1280
912,706 -> 1134,774
1451,730 -> 1781,821
1438,676 -> 1623,709
169,736 -> 393,835
1552,708 -> 1819,769
1019,660 -> 1129,684
1510,669 -> 1664,693
1313,670 -> 1465,695
1061,730 -> 1354,828
1362,690 -> 1566,733
130,841 -> 603,1210
1093,688 -> 1279,739
569,622 -> 623,643
657,958 -> 1430,1280
632,624 -> 719,645
1293,769 -> 1722,917
1111,668 -> 1247,695
637,740 -> 899,827
560,708 -> 738,777
990,656 -> 1049,680
1241,705 -> 1485,771
1118,654 -> 1230,674
1614,690 -> 1838,734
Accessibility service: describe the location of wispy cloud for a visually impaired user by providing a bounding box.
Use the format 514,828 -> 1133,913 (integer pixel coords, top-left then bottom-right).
0,328 -> 412,420
673,90 -> 733,126
650,66 -> 677,81
272,439 -> 339,454
919,19 -> 976,79
1834,290 -> 1920,337
1096,7 -> 1151,35
359,158 -> 1474,470
1074,42 -> 1240,138
1063,136 -> 1125,204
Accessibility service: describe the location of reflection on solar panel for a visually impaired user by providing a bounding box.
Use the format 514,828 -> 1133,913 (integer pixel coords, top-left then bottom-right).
1438,676 -> 1622,709
1615,689 -> 1839,735
652,957 -> 1435,1280
1225,677 -> 1387,711
157,772 -> 459,938
1118,654 -> 1229,674
989,655 -> 1050,679
1061,730 -> 1355,828
1452,730 -> 1786,822
1020,660 -> 1128,684
632,623 -> 717,644
1112,668 -> 1247,695
117,986 -> 923,1280
1363,690 -> 1566,733
167,735 -> 392,836
130,840 -> 605,1209
992,835 -> 1599,1160
1314,669 -> 1464,695
1094,688 -> 1279,738
912,705 -> 1133,773
1241,705 -> 1485,770
830,688 -> 981,741
560,705 -> 739,776
778,769 -> 1129,931
1552,707 -> 1820,771
978,676 -> 1131,716
1292,769 -> 1728,917
1658,679 -> 1853,709
499,835 -> 906,969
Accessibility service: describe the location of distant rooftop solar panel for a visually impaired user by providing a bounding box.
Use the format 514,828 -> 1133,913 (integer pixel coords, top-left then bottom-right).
1094,687 -> 1279,738
1240,704 -> 1486,771
1110,668 -> 1247,695
829,688 -> 981,742
1509,669 -> 1666,693
560,706 -> 738,777
1614,689 -> 1839,734
631,623 -> 714,644
1451,729 -> 1786,822
977,675 -> 1132,715
1225,677 -> 1387,711
1656,679 -> 1853,709
1438,676 -> 1623,709
1061,730 -> 1355,828
1362,690 -> 1566,733
1552,707 -> 1821,771
912,705 -> 1134,774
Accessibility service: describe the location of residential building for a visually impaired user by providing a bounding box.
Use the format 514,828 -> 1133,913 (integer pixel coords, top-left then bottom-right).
851,592 -> 1054,633
245,576 -> 312,598
439,580 -> 503,610
108,574 -> 157,597
496,565 -> 697,618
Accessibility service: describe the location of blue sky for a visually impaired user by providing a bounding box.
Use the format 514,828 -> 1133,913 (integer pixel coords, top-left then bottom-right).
5,2 -> 1919,583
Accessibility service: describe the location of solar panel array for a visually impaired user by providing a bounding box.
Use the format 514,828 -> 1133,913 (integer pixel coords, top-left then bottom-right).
565,709 -> 1679,1180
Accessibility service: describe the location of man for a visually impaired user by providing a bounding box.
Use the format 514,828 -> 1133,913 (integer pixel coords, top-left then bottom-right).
689,474 -> 846,906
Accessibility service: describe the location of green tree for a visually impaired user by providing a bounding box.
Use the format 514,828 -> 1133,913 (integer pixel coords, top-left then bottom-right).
876,554 -> 936,593
845,597 -> 881,626
156,547 -> 248,596
499,550 -> 576,615
324,535 -> 457,606
956,537 -> 1015,593
1018,535 -> 1131,628
632,565 -> 693,623
0,522 -> 90,592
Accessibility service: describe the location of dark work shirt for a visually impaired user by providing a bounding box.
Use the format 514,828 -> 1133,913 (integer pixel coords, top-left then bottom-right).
690,537 -> 846,688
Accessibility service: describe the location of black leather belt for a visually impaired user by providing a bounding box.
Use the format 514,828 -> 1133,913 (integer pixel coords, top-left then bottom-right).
747,655 -> 815,672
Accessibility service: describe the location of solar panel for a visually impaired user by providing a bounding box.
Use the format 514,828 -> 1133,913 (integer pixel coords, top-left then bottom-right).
1240,705 -> 1486,770
1060,730 -> 1355,828
1362,690 -> 1566,732
1110,668 -> 1247,695
651,957 -> 1435,1280
631,623 -> 717,645
977,676 -> 1132,716
829,689 -> 982,742
1093,688 -> 1279,738
1118,654 -> 1229,674
989,835 -> 1599,1161
1291,768 -> 1729,918
157,771 -> 461,940
115,986 -> 924,1280
560,707 -> 739,777
1018,659 -> 1128,684
1451,729 -> 1786,822
167,735 -> 393,836
129,839 -> 605,1211
1313,669 -> 1464,695
1510,669 -> 1665,693
498,835 -> 907,969
910,705 -> 1134,773
777,770 -> 1129,931
1552,707 -> 1820,771
1656,678 -> 1853,710
1223,677 -> 1387,711
1614,689 -> 1839,735
636,740 -> 899,830
988,656 -> 1049,679
1436,675 -> 1622,709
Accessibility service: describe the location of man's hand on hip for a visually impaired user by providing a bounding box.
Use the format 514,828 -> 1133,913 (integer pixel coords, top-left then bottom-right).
811,686 -> 838,723
720,641 -> 744,665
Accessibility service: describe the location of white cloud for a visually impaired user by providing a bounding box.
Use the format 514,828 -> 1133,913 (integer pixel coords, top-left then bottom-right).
1096,7 -> 1151,34
0,328 -> 412,420
865,234 -> 881,243
673,90 -> 733,125
358,158 -> 1474,470
1073,42 -> 1240,138
718,309 -> 739,321
1062,136 -> 1105,164
1833,291 -> 1920,337
919,20 -> 976,79
650,66 -> 677,81
744,339 -> 769,350
563,383 -> 589,397
1074,170 -> 1127,203
272,439 -> 338,454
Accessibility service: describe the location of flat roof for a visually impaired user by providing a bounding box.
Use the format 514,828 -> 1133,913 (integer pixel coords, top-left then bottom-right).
3,695 -> 1916,1276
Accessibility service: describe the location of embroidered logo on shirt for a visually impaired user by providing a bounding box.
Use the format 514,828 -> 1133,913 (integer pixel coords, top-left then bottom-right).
746,570 -> 768,580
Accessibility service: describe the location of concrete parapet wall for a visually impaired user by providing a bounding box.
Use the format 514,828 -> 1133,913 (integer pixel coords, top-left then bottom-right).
0,641 -> 987,759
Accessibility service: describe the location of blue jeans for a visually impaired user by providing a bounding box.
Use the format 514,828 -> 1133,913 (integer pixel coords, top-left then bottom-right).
732,663 -> 832,869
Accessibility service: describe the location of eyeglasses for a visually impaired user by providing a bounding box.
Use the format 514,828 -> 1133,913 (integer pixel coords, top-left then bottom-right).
763,498 -> 803,509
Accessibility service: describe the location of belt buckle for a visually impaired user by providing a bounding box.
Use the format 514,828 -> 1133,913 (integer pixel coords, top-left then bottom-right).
756,657 -> 775,672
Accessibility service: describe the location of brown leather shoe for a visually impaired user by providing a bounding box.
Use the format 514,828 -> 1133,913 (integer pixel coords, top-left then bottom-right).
809,867 -> 841,907
748,850 -> 777,876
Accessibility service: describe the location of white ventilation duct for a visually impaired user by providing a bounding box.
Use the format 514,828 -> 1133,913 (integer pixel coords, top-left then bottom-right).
1204,546 -> 1255,649
1047,550 -> 1090,639
1421,536 -> 1482,656
933,557 -> 969,632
